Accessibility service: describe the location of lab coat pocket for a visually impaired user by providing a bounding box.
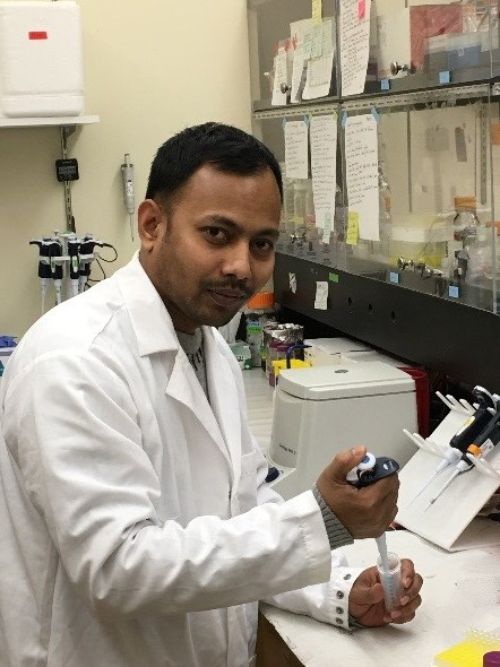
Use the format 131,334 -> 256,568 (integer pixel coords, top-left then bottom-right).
237,451 -> 258,515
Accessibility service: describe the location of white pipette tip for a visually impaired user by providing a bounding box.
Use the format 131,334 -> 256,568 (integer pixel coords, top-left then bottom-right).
408,450 -> 461,507
409,470 -> 439,506
376,532 -> 390,572
425,468 -> 461,510
129,214 -> 135,242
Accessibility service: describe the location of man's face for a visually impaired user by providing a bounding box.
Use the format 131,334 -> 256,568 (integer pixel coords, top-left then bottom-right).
138,164 -> 282,333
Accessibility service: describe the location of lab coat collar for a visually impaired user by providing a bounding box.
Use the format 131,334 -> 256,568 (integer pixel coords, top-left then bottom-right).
115,252 -> 180,356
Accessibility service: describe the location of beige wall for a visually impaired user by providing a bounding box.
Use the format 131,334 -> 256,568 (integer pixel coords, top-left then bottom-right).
0,0 -> 252,336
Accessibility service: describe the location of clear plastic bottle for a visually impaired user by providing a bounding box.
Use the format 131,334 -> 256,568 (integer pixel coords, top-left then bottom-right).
453,196 -> 480,247
467,225 -> 493,284
450,196 -> 481,281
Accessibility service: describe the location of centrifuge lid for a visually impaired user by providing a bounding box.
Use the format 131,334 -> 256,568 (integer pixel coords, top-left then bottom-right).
277,362 -> 414,400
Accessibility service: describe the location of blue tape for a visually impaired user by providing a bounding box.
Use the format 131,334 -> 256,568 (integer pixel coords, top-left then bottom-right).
389,272 -> 399,285
448,285 -> 460,299
282,117 -> 287,129
371,107 -> 380,122
304,115 -> 310,126
381,79 -> 390,91
341,111 -> 348,128
439,70 -> 451,85
0,335 -> 16,348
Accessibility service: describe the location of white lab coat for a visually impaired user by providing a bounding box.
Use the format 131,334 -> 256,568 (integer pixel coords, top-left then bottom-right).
0,255 -> 358,667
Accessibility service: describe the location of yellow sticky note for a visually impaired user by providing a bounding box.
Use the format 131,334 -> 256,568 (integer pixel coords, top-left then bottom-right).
346,212 -> 360,246
312,0 -> 322,23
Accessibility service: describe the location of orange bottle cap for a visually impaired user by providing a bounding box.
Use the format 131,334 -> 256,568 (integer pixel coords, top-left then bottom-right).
246,292 -> 274,310
454,196 -> 476,211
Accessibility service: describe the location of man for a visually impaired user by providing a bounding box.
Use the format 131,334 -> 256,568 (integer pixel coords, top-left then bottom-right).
0,123 -> 422,667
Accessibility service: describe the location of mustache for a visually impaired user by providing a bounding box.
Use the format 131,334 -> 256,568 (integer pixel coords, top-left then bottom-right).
204,280 -> 253,298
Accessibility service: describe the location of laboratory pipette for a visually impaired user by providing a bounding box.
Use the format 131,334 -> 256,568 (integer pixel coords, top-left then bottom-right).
67,235 -> 81,298
121,153 -> 135,241
410,447 -> 462,503
426,420 -> 500,509
347,453 -> 402,610
49,239 -> 64,305
410,389 -> 498,505
29,238 -> 53,315
78,235 -> 104,293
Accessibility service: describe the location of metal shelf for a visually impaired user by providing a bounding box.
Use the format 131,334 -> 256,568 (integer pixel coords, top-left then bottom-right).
254,83 -> 491,120
254,103 -> 339,121
341,83 -> 491,113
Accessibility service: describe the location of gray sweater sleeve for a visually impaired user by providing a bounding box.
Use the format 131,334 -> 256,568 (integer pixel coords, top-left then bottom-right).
312,484 -> 354,550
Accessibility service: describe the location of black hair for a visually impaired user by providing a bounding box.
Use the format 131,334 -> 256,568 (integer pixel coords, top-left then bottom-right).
145,122 -> 283,204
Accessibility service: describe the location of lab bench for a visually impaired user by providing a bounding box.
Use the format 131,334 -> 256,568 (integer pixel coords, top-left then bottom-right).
242,369 -> 500,667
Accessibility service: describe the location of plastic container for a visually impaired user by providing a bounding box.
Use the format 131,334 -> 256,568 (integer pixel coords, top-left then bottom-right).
0,1 -> 84,118
245,292 -> 276,368
467,226 -> 494,283
228,342 -> 252,371
484,652 -> 500,666
263,323 -> 304,380
453,196 -> 480,246
376,552 -> 402,611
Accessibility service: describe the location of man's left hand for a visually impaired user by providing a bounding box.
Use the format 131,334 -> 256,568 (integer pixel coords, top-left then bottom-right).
348,559 -> 423,627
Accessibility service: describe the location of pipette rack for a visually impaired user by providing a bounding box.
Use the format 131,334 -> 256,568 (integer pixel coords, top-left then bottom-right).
396,391 -> 500,551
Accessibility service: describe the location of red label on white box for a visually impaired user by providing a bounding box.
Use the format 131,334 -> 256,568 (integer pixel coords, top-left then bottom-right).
28,31 -> 48,40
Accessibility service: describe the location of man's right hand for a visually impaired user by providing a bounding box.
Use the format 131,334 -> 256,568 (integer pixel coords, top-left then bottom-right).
315,446 -> 399,539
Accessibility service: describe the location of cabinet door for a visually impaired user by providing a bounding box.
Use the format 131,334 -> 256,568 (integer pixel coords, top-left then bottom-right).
340,0 -> 495,98
254,107 -> 345,268
248,0 -> 338,110
338,97 -> 498,312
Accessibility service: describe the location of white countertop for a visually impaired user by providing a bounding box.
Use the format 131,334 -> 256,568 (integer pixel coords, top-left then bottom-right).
261,531 -> 500,667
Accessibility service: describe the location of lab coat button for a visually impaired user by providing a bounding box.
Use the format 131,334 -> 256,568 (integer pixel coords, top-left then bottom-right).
336,591 -> 344,600
336,607 -> 344,614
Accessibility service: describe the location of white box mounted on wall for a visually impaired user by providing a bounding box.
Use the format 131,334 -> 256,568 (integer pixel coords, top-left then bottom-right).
0,0 -> 84,118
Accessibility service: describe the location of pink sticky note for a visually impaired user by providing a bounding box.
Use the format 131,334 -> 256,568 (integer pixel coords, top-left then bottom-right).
358,0 -> 366,20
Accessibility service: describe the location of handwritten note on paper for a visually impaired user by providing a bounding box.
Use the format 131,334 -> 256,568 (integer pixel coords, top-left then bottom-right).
285,120 -> 309,180
345,114 -> 379,241
290,18 -> 314,103
303,19 -> 335,100
310,115 -> 337,242
272,49 -> 288,106
291,45 -> 306,103
340,0 -> 371,97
